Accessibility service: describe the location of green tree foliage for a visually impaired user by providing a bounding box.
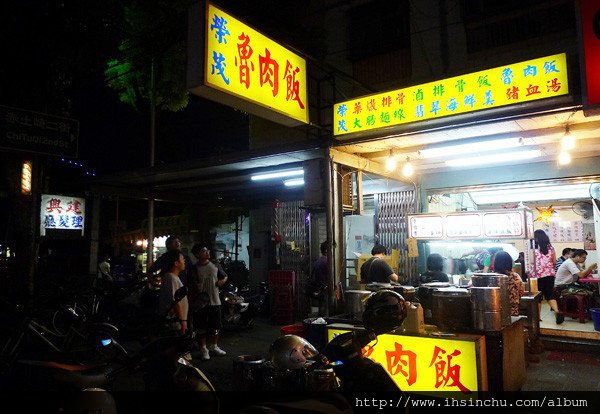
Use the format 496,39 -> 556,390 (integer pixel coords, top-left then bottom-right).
105,0 -> 191,112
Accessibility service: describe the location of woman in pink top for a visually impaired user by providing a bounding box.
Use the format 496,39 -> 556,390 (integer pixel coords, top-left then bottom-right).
532,229 -> 563,324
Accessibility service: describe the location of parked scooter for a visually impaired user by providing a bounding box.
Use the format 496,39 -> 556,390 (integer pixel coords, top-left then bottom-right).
220,283 -> 255,330
1,287 -> 219,412
260,290 -> 408,395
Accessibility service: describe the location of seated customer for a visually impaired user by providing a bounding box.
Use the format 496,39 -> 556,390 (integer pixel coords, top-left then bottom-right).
493,251 -> 525,316
555,248 -> 574,272
419,253 -> 449,284
555,249 -> 597,289
360,244 -> 399,284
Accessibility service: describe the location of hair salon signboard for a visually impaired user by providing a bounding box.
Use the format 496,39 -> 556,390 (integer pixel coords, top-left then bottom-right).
40,194 -> 85,236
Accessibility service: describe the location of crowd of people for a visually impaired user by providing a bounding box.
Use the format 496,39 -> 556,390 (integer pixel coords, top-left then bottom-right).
97,236 -> 231,361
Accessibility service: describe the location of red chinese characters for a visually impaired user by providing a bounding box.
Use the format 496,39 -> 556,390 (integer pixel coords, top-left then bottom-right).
284,61 -> 305,109
259,48 -> 279,97
235,33 -> 254,89
429,346 -> 470,393
46,198 -> 62,213
385,343 -> 417,386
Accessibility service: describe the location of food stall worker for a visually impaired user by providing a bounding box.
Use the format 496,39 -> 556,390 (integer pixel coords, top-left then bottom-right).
361,244 -> 399,283
419,253 -> 449,284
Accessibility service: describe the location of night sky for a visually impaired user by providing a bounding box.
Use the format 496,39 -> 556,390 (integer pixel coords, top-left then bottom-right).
1,0 -> 250,175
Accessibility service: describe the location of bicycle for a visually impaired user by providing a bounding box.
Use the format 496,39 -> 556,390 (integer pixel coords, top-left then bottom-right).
1,308 -> 125,369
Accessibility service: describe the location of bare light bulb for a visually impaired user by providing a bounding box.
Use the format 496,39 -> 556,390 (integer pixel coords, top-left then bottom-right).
558,151 -> 571,165
561,134 -> 575,150
402,160 -> 414,177
385,156 -> 397,171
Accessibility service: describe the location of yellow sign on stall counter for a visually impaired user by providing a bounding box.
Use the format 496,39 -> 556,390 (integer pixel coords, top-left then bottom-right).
327,328 -> 482,393
334,53 -> 568,136
204,2 -> 308,125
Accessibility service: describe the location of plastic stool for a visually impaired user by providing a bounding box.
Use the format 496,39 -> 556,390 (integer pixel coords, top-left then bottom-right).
559,294 -> 589,323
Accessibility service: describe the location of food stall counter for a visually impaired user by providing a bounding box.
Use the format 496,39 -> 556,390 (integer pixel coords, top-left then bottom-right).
327,317 -> 527,393
326,323 -> 488,394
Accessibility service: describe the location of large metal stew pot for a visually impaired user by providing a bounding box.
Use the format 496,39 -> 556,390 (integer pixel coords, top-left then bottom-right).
344,290 -> 372,320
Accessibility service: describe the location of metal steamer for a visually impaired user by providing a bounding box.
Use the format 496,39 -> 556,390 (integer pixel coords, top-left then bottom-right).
470,273 -> 511,330
344,290 -> 372,321
431,289 -> 472,332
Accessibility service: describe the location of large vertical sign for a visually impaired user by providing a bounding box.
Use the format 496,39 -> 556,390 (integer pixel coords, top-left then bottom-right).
579,0 -> 600,109
188,2 -> 308,126
40,194 -> 85,236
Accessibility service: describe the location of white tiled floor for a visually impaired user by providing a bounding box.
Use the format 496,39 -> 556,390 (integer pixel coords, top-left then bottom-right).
539,300 -> 599,333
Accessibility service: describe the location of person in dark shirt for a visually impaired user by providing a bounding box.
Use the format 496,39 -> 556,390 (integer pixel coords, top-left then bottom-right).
360,244 -> 398,284
313,240 -> 329,285
419,253 -> 449,284
555,247 -> 574,272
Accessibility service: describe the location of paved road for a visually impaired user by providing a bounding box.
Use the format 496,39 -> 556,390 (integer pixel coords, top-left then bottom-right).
111,316 -> 600,392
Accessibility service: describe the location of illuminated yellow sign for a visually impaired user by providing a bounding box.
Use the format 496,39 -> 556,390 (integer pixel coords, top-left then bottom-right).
334,53 -> 569,136
204,2 -> 308,125
327,328 -> 481,393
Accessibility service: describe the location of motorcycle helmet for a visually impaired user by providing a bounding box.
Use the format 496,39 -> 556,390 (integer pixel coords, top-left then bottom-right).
63,388 -> 117,414
362,289 -> 407,336
269,335 -> 318,370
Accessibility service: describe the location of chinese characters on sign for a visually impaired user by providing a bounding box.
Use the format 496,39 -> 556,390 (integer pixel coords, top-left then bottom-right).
334,53 -> 569,136
409,216 -> 444,238
328,328 -> 480,393
482,212 -> 524,237
408,209 -> 528,240
40,194 -> 85,236
204,2 -> 308,124
0,105 -> 79,157
549,221 -> 583,243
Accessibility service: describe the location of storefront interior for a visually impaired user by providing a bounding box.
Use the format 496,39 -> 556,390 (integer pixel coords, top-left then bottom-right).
423,180 -> 600,338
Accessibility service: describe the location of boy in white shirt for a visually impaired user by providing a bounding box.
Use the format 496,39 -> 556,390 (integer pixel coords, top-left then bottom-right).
555,249 -> 597,287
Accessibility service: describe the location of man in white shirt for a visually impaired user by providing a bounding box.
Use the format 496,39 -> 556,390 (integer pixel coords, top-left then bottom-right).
555,249 -> 597,287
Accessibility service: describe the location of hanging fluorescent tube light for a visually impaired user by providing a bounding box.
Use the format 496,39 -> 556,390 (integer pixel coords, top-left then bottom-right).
469,183 -> 591,204
284,178 -> 305,187
251,169 -> 304,181
445,149 -> 542,167
421,137 -> 522,158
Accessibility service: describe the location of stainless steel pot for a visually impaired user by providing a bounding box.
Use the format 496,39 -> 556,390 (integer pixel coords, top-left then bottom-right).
470,273 -> 511,327
344,290 -> 372,320
470,286 -> 503,332
431,290 -> 472,332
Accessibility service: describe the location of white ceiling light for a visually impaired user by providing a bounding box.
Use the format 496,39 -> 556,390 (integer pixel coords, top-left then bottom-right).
561,125 -> 575,150
251,169 -> 303,181
283,178 -> 305,187
469,183 -> 591,204
402,158 -> 414,177
558,151 -> 571,165
421,137 -> 522,159
445,149 -> 542,167
385,150 -> 397,171
385,157 -> 397,171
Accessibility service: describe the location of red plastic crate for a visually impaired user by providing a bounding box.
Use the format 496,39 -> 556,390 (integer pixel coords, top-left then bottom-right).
268,270 -> 295,288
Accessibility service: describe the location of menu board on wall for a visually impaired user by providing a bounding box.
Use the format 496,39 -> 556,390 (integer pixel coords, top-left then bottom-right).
409,215 -> 444,238
445,213 -> 482,238
408,209 -> 530,240
483,212 -> 525,237
549,221 -> 584,242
